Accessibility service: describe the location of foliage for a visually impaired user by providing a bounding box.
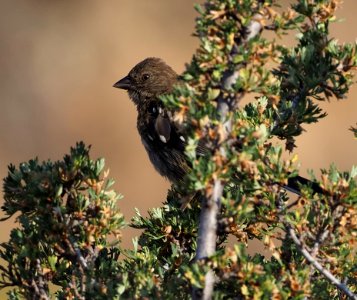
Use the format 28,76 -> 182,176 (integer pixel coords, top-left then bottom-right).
0,143 -> 125,299
1,0 -> 356,299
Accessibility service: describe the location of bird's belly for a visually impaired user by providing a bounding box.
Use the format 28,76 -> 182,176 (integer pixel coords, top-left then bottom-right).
140,136 -> 187,184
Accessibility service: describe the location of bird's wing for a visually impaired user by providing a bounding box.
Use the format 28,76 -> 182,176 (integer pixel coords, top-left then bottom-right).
153,104 -> 208,157
154,113 -> 172,144
150,105 -> 186,152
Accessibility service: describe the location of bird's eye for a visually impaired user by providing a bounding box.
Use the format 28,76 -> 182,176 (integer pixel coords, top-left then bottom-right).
142,73 -> 150,81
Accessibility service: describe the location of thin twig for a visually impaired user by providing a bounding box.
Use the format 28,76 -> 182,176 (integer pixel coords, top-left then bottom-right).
35,259 -> 50,300
311,229 -> 329,257
277,191 -> 356,299
65,238 -> 88,270
286,224 -> 357,300
78,258 -> 87,296
69,275 -> 85,300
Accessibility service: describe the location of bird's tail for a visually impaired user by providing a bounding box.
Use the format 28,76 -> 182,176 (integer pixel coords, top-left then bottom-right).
285,175 -> 324,196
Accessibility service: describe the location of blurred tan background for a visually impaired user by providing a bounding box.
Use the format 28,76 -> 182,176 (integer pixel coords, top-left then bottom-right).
0,0 -> 356,256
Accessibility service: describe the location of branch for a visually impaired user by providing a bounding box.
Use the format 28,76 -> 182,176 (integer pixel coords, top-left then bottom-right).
286,224 -> 357,300
311,228 -> 329,257
65,238 -> 88,270
194,181 -> 223,300
194,14 -> 263,299
69,274 -> 86,300
29,259 -> 50,300
277,192 -> 356,299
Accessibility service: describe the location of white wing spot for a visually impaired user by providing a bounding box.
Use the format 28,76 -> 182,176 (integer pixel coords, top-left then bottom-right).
159,135 -> 167,143
152,107 -> 156,113
158,107 -> 163,114
179,136 -> 185,142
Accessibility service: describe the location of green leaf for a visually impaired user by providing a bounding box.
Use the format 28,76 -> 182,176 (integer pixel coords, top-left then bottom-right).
48,255 -> 57,271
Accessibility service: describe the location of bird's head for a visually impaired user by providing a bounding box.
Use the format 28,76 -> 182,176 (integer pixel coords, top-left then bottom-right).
113,57 -> 178,105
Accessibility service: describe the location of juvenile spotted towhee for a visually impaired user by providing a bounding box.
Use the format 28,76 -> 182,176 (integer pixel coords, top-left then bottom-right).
113,57 -> 322,195
113,58 -> 188,184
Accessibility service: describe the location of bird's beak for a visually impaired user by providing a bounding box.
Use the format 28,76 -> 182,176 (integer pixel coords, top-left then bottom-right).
113,75 -> 131,90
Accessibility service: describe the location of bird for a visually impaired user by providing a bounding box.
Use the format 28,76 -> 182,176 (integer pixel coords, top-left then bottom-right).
113,57 -> 323,196
113,58 -> 189,185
